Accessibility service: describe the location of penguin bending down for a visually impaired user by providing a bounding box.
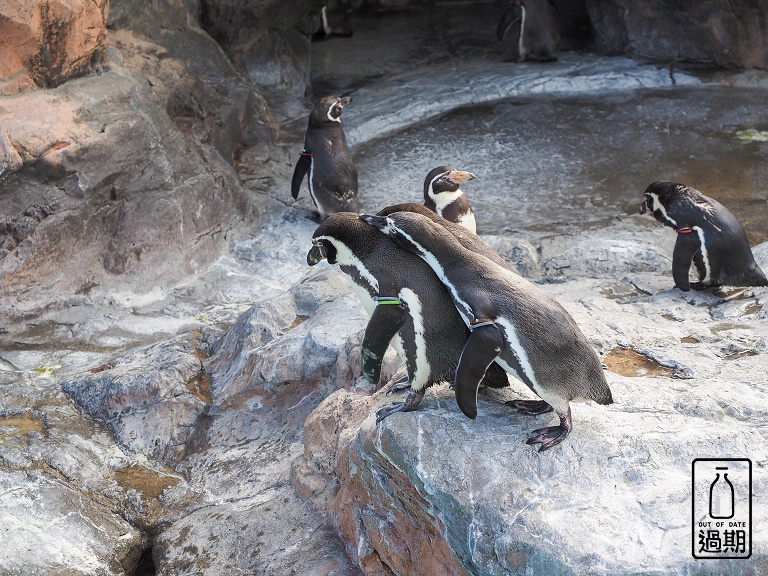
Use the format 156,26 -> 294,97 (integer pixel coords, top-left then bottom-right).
423,166 -> 478,233
497,0 -> 560,63
360,211 -> 613,451
292,95 -> 359,221
307,212 -> 509,421
377,203 -> 560,419
640,181 -> 768,291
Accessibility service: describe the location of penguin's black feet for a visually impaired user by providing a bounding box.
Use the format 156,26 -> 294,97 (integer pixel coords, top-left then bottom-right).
526,409 -> 572,452
305,211 -> 324,224
375,389 -> 425,423
385,374 -> 411,395
506,399 -> 553,416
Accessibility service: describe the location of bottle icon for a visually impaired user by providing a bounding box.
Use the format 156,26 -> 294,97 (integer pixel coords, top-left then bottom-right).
709,467 -> 734,519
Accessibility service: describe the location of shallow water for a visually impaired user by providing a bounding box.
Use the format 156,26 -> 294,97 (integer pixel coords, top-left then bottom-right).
353,88 -> 768,241
311,6 -> 768,242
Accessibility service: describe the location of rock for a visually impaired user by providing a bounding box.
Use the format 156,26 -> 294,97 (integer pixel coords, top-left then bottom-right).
586,0 -> 768,69
0,0 -> 109,94
0,469 -> 142,575
298,272 -> 768,575
60,334 -> 208,467
0,371 -> 157,575
148,269 -> 368,574
0,49 -> 251,321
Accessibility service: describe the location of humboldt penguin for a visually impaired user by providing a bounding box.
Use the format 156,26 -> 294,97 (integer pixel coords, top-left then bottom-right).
422,166 -> 478,233
312,0 -> 354,41
307,212 -> 509,420
360,211 -> 613,451
292,95 -> 359,220
497,0 -> 560,63
640,181 -> 768,291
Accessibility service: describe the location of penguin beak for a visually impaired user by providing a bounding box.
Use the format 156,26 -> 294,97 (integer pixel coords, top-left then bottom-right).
448,170 -> 476,184
338,96 -> 351,108
640,196 -> 650,214
307,243 -> 326,266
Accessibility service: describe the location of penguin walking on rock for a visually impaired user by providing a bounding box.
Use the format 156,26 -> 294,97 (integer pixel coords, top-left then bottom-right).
640,181 -> 768,291
307,212 -> 509,420
292,95 -> 359,221
497,0 -> 560,63
423,166 -> 478,233
360,211 -> 613,451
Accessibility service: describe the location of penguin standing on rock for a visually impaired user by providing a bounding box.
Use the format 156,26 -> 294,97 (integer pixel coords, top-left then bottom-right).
423,166 -> 478,233
360,211 -> 613,451
312,0 -> 354,41
307,212 -> 509,421
292,95 -> 359,221
497,0 -> 560,63
640,181 -> 768,291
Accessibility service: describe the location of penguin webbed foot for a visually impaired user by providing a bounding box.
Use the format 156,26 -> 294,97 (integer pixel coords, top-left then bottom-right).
385,374 -> 411,395
506,399 -> 553,416
526,409 -> 572,452
375,389 -> 425,423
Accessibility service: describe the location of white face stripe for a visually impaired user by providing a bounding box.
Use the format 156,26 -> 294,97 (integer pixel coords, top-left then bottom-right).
314,235 -> 379,293
649,192 -> 677,227
518,5 -> 526,58
428,171 -> 450,196
398,288 -> 430,391
326,102 -> 341,123
693,226 -> 711,282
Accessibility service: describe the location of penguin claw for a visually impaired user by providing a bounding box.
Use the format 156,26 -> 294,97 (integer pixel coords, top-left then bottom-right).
506,399 -> 553,416
376,402 -> 405,423
525,409 -> 572,452
385,375 -> 411,395
526,426 -> 570,451
375,389 -> 425,423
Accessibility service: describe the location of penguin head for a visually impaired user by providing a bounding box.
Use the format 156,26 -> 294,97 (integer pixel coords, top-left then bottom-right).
640,181 -> 713,229
423,166 -> 476,202
309,212 -> 379,266
309,95 -> 351,126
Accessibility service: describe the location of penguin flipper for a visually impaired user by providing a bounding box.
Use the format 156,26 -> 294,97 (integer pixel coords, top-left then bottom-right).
361,300 -> 407,385
291,154 -> 311,199
455,323 -> 504,419
672,232 -> 701,291
497,6 -> 522,41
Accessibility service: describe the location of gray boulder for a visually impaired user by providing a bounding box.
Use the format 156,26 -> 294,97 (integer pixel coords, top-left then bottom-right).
297,268 -> 768,575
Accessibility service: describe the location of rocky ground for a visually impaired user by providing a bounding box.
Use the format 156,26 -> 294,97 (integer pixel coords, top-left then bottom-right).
2,5 -> 768,576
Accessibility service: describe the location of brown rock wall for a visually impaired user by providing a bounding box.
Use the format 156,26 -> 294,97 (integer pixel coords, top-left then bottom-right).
0,0 -> 108,93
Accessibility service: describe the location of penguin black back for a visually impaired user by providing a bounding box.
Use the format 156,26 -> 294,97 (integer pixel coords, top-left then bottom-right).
308,212 -> 509,420
360,211 -> 613,451
640,181 -> 768,290
292,95 -> 359,220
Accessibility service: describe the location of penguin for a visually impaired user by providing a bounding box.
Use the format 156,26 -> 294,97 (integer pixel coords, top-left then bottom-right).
307,212 -> 509,420
292,95 -> 359,221
360,211 -> 613,451
497,0 -> 560,63
422,166 -> 478,233
312,0 -> 354,41
640,181 -> 768,291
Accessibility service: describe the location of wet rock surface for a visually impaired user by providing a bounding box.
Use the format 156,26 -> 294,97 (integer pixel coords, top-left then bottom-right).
2,3 -> 768,575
